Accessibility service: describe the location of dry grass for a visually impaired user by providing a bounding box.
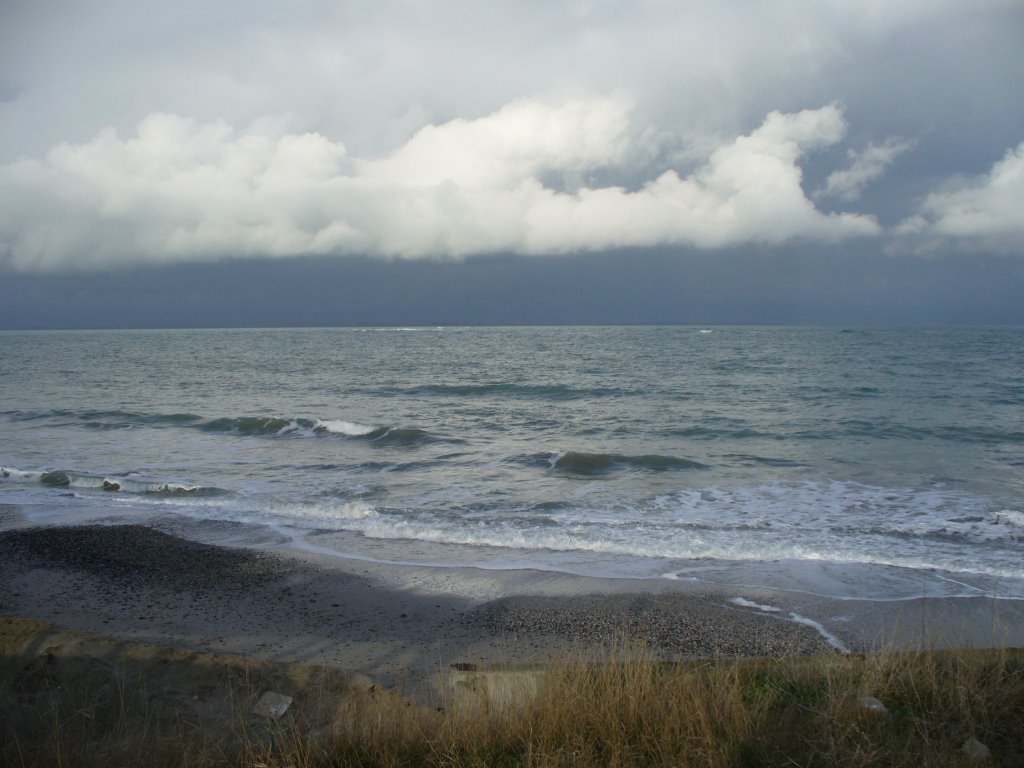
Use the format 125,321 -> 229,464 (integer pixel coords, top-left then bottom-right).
4,639 -> 1024,768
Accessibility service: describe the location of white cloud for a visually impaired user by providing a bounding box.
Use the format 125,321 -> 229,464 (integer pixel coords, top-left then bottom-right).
358,98 -> 632,187
896,141 -> 1024,252
818,137 -> 915,201
0,100 -> 883,271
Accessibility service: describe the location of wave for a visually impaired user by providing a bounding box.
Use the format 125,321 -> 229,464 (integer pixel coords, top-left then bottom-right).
835,419 -> 1024,444
199,416 -> 315,435
998,510 -> 1024,529
3,409 -> 203,429
291,504 -> 1024,583
405,383 -> 630,400
721,454 -> 807,468
263,500 -> 378,524
369,427 -> 435,446
1,466 -> 41,481
310,420 -> 436,446
313,419 -> 380,437
661,421 -> 1024,445
663,426 -> 778,440
196,415 -> 438,445
551,451 -> 710,475
2,466 -> 225,496
1,408 -> 438,445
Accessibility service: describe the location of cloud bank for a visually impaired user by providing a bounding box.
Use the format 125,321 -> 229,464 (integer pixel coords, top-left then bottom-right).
897,142 -> 1024,252
1,1 -> 1021,273
0,101 -> 884,271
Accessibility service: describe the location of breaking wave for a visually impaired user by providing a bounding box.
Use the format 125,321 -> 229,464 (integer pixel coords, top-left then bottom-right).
1,409 -> 436,445
998,510 -> 1024,529
197,416 -> 437,445
292,504 -> 1024,583
199,416 -> 312,435
313,419 -> 380,437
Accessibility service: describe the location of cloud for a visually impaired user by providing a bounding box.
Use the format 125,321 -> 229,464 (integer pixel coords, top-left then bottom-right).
896,141 -> 1024,252
818,137 -> 915,201
0,100 -> 883,271
5,0 -> 1018,166
358,98 -> 632,187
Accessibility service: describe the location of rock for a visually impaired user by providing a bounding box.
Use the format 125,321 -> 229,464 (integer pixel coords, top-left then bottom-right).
445,666 -> 544,713
961,737 -> 990,761
102,480 -> 121,491
253,691 -> 293,719
858,696 -> 887,713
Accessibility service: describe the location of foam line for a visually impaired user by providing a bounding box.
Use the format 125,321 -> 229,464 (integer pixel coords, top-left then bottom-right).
786,612 -> 850,653
728,596 -> 782,612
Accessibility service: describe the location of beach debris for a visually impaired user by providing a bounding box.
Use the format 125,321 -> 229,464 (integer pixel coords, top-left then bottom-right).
961,737 -> 990,761
253,691 -> 293,719
858,696 -> 887,713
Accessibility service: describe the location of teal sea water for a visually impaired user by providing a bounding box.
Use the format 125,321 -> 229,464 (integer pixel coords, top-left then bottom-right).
2,326 -> 1022,601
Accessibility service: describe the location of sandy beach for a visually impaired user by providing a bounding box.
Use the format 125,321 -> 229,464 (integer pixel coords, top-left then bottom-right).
2,509 -> 1023,703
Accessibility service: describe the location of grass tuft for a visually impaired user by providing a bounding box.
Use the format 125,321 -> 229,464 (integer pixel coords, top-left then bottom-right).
4,635 -> 1024,767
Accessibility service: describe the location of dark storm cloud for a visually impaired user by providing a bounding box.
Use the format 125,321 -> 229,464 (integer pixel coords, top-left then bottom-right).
2,248 -> 1022,330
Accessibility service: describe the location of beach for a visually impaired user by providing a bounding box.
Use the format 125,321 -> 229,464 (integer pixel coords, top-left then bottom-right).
4,511 -> 1023,706
5,513 -> 1024,766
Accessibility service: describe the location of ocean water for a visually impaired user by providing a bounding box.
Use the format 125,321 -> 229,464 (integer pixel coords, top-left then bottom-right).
1,326 -> 1022,601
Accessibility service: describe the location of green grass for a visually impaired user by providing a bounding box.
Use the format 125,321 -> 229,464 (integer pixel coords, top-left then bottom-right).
5,642 -> 1024,767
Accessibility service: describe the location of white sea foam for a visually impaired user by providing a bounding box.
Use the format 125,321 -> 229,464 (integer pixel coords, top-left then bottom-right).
142,482 -> 203,494
729,597 -> 782,612
276,486 -> 1024,585
647,481 -> 1017,547
786,612 -> 850,653
306,511 -> 1023,579
314,419 -> 378,437
997,509 -> 1024,528
728,597 -> 848,651
0,466 -> 41,481
264,500 -> 378,524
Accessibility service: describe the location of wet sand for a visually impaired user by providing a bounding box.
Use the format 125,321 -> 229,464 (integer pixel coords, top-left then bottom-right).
2,517 -> 1023,699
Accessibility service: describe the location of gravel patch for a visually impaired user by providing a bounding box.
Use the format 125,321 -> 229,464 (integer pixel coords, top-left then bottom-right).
468,593 -> 837,657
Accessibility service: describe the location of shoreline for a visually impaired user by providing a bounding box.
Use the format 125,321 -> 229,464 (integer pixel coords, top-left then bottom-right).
3,516 -> 1024,699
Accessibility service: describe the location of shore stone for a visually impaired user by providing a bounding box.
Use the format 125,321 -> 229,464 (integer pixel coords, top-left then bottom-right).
445,667 -> 544,713
253,691 -> 293,719
858,696 -> 887,713
961,737 -> 990,761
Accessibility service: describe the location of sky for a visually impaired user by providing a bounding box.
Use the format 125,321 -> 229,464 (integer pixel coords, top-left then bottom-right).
1,0 -> 1022,327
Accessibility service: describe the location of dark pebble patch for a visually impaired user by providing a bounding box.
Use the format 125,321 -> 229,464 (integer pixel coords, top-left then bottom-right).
0,524 -> 288,590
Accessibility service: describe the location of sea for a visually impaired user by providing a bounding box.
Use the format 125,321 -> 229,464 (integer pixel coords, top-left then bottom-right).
2,326 -> 1022,602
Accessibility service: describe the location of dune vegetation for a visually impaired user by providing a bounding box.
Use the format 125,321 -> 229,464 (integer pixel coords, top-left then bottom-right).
3,619 -> 1022,768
